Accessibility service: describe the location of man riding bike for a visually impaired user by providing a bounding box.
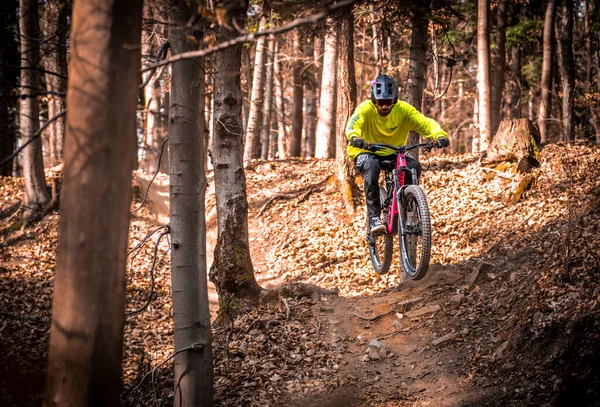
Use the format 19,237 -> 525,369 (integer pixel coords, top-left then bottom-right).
346,74 -> 450,236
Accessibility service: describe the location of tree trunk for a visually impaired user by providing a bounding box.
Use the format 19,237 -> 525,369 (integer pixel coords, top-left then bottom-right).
477,0 -> 492,151
0,0 -> 18,176
557,0 -> 574,142
315,19 -> 338,159
43,0 -> 68,168
44,0 -> 142,405
209,0 -> 263,318
303,35 -> 317,158
508,44 -> 522,119
336,9 -> 358,215
273,40 -> 287,159
289,31 -> 304,158
168,1 -> 214,405
19,0 -> 50,213
538,0 -> 556,143
244,16 -> 268,162
406,0 -> 431,160
491,0 -> 507,136
260,34 -> 275,160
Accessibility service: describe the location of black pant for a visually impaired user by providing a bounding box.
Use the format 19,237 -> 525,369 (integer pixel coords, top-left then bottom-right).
355,153 -> 422,219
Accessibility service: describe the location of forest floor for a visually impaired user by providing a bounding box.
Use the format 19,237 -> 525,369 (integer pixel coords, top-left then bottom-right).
1,142 -> 600,406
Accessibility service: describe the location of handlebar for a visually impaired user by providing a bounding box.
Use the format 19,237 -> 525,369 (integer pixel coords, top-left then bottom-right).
367,141 -> 436,153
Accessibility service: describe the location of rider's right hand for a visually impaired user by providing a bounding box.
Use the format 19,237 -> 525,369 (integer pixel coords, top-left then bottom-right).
350,137 -> 369,150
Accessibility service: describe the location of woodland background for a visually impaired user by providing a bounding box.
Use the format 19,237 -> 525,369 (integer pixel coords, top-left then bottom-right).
0,0 -> 599,406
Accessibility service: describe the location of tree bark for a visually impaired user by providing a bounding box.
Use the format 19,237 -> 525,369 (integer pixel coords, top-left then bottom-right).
44,0 -> 142,405
273,40 -> 287,159
260,34 -> 275,160
0,0 -> 18,176
491,0 -> 507,136
168,0 -> 214,405
336,9 -> 358,215
406,0 -> 431,160
289,30 -> 304,158
538,0 -> 556,143
244,16 -> 268,162
315,19 -> 338,159
303,34 -> 317,158
508,44 -> 522,119
557,0 -> 574,142
19,0 -> 50,213
477,0 -> 492,151
43,0 -> 68,168
209,0 -> 263,318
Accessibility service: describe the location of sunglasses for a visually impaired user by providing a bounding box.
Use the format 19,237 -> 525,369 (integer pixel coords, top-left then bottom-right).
375,99 -> 394,107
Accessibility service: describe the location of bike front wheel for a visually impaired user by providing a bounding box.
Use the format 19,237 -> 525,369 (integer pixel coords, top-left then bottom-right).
368,186 -> 393,275
398,185 -> 431,280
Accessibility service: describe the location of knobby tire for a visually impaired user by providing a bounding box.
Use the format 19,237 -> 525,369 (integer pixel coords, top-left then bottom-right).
398,185 -> 431,280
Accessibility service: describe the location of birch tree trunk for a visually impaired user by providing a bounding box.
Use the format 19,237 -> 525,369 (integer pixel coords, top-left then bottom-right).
557,0 -> 574,142
260,35 -> 275,160
315,20 -> 338,159
168,0 -> 214,405
406,0 -> 431,160
0,1 -> 18,176
274,40 -> 287,159
43,0 -> 68,168
477,0 -> 492,151
491,0 -> 507,136
244,16 -> 268,162
289,31 -> 304,158
303,35 -> 317,158
336,9 -> 358,215
209,0 -> 263,318
19,0 -> 50,213
538,0 -> 556,143
44,0 -> 142,405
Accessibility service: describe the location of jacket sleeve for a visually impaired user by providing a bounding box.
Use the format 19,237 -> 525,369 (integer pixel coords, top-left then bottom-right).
406,104 -> 448,140
345,106 -> 366,142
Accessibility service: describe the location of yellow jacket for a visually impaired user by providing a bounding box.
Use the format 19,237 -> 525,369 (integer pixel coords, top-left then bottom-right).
346,100 -> 448,160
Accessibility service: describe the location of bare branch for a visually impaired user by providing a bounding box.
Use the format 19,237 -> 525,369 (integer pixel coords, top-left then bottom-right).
141,0 -> 361,73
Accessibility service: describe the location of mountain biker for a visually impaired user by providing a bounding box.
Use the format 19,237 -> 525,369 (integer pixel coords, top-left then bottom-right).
346,74 -> 450,236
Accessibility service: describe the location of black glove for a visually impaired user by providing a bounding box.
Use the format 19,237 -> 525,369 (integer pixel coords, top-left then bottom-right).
435,137 -> 449,148
349,137 -> 369,150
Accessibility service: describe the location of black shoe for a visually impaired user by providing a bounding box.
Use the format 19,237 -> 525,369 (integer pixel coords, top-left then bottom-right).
371,216 -> 386,236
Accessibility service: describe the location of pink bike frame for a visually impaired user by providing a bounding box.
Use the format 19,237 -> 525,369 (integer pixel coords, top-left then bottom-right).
386,153 -> 407,235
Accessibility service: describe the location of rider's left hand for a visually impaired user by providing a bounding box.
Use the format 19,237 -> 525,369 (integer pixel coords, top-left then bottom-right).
435,137 -> 450,148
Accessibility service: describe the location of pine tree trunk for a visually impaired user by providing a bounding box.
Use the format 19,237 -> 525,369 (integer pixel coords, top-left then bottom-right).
491,0 -> 507,136
44,0 -> 142,405
508,44 -> 522,119
19,0 -> 50,213
244,16 -> 268,162
557,0 -> 574,142
0,1 -> 18,176
538,0 -> 556,143
303,35 -> 317,158
406,0 -> 431,160
260,34 -> 275,160
336,9 -> 357,215
43,0 -> 68,168
289,31 -> 304,157
168,1 -> 214,404
315,19 -> 338,159
273,40 -> 287,159
477,0 -> 492,151
209,0 -> 263,317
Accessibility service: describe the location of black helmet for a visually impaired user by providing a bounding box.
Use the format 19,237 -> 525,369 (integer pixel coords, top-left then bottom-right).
370,74 -> 398,104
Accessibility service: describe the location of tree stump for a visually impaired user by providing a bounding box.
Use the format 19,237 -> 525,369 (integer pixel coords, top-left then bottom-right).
486,119 -> 541,172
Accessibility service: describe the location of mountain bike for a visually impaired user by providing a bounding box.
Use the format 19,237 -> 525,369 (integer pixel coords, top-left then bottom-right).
365,141 -> 436,280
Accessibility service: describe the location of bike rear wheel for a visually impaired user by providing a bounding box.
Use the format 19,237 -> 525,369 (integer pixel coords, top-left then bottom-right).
368,186 -> 393,275
398,185 -> 431,280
